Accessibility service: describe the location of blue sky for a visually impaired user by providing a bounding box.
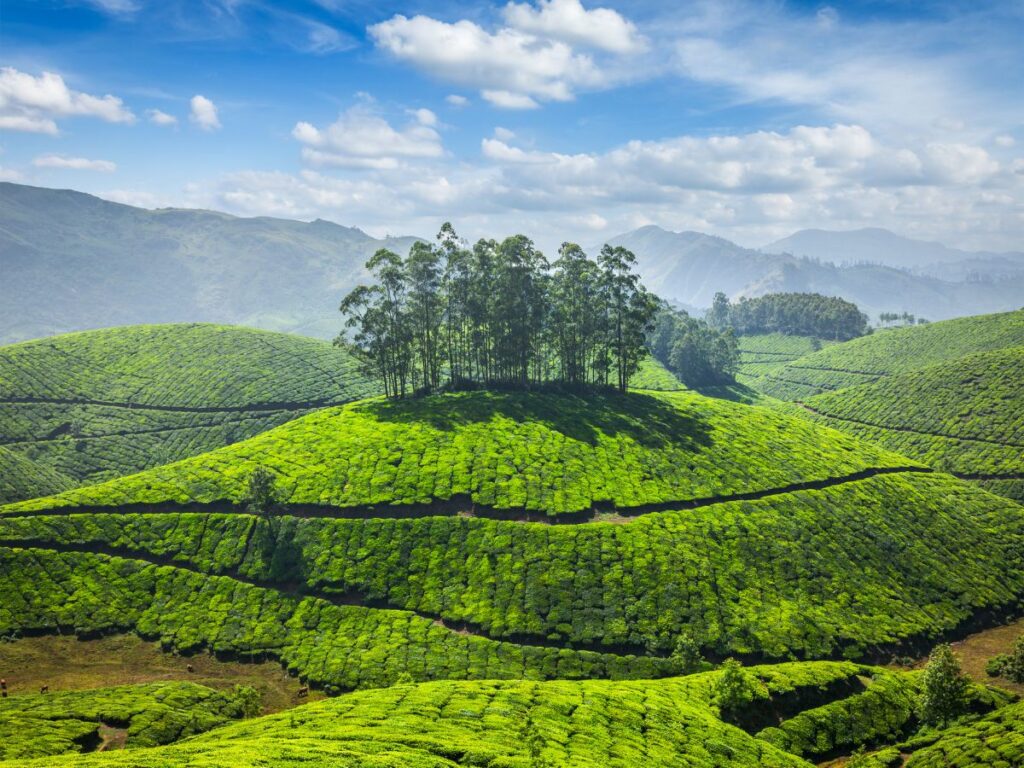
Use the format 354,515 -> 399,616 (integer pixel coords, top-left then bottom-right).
1,0 -> 1022,251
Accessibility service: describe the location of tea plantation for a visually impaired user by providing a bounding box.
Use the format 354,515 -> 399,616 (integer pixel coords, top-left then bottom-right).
735,333 -> 834,381
743,309 -> 1024,400
0,682 -> 254,760
794,346 -> 1024,501
903,699 -> 1024,767
1,662 -> 994,768
0,324 -> 379,501
1,389 -> 919,516
0,445 -> 73,504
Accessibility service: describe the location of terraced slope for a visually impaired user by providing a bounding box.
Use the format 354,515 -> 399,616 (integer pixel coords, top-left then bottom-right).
1,389 -> 919,516
735,333 -> 834,382
0,324 -> 379,501
0,446 -> 73,504
0,663 -> 948,768
629,356 -> 686,390
0,682 -> 253,760
794,347 -> 1024,501
744,309 -> 1024,400
904,699 -> 1024,767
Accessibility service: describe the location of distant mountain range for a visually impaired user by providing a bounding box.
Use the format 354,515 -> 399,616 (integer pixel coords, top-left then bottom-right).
606,225 -> 1024,321
1,182 -> 1022,344
0,183 -> 419,344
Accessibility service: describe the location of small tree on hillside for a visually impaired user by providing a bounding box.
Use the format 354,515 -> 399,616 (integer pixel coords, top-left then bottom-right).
713,659 -> 757,719
918,643 -> 970,727
244,466 -> 279,516
671,630 -> 704,674
987,636 -> 1024,683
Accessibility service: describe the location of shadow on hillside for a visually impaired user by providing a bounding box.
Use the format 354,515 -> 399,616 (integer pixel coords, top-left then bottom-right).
691,382 -> 763,405
362,389 -> 713,450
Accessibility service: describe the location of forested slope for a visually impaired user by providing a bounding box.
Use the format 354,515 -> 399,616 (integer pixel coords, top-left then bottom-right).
0,324 -> 379,501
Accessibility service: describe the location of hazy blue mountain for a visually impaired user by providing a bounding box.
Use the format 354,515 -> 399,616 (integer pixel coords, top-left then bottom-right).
764,227 -> 1024,274
0,183 -> 420,344
604,225 -> 1024,321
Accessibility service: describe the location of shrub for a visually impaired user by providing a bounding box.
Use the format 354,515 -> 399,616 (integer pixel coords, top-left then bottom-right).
917,644 -> 969,727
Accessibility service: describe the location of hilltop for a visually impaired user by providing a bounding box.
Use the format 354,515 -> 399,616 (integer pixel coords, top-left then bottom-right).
0,324 -> 379,501
0,183 -> 420,344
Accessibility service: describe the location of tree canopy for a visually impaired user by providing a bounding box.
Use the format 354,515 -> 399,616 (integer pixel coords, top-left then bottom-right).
710,292 -> 869,340
339,225 -> 659,396
648,305 -> 740,387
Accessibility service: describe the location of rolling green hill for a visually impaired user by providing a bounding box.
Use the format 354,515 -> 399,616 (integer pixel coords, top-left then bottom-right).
743,309 -> 1024,400
0,324 -> 379,502
3,390 -> 1023,667
792,347 -> 1024,501
735,333 -> 835,382
0,446 -> 74,505
902,699 -> 1024,767
0,662 -> 984,767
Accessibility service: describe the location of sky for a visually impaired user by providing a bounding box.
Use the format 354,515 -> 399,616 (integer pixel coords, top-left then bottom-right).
0,0 -> 1022,252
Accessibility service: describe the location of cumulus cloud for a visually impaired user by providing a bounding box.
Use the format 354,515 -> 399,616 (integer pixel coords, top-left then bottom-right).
445,94 -> 469,107
147,108 -> 177,126
368,4 -> 642,108
33,154 -> 117,172
0,67 -> 135,134
189,95 -> 221,130
293,104 -> 443,169
502,0 -> 645,54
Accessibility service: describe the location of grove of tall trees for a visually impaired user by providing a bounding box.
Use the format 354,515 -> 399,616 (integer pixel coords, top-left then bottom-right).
648,306 -> 740,387
709,292 -> 869,340
338,224 -> 659,397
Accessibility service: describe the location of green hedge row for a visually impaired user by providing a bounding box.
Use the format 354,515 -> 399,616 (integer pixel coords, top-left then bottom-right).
0,682 -> 252,760
0,548 -> 673,691
904,700 -> 1024,767
0,446 -> 73,505
5,473 -> 1022,659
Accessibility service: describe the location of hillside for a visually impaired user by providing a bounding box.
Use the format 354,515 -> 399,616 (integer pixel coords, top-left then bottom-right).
0,324 -> 379,501
3,389 -> 1023,668
0,661 -> 1009,767
604,225 -> 1024,321
742,309 -> 1024,400
735,333 -> 836,380
0,183 -> 420,344
0,447 -> 74,505
793,347 -> 1024,501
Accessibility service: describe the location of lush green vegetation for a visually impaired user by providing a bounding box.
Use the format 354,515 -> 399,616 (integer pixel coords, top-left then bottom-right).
1,390 -> 915,516
734,333 -> 834,381
648,306 -> 740,386
903,699 -> 1024,767
744,309 -> 1024,400
627,356 -> 686,391
0,446 -> 73,504
3,471 -> 1022,660
0,324 -> 378,501
0,662 -> 947,768
0,682 -> 254,760
341,226 -> 657,396
794,347 -> 1024,500
709,292 -> 868,340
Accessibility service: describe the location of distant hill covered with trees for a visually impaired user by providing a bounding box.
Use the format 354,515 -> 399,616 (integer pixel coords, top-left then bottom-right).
710,292 -> 869,341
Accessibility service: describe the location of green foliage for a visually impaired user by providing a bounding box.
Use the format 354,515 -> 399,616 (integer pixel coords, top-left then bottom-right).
987,636 -> 1024,683
712,293 -> 868,341
0,681 -> 250,760
3,390 -> 913,517
714,659 -> 757,717
671,631 -> 704,674
0,323 -> 379,502
3,471 -> 1022,660
649,306 -> 739,386
918,644 -> 970,727
244,467 -> 278,516
745,309 -> 1024,400
628,357 -> 686,391
0,446 -> 74,505
904,699 -> 1024,767
795,347 -> 1024,501
734,333 -> 835,381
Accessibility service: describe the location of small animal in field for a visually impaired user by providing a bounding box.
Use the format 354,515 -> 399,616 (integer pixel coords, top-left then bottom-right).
297,685 -> 309,697
186,663 -> 194,673
39,685 -> 48,694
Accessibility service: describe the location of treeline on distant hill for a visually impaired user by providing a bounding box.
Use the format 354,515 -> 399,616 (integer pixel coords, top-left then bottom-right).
339,224 -> 658,397
708,292 -> 869,340
648,307 -> 740,387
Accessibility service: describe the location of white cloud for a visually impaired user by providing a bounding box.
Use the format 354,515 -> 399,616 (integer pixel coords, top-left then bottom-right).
493,126 -> 516,142
33,154 -> 117,172
815,6 -> 839,31
189,95 -> 221,131
0,67 -> 135,135
995,134 -> 1016,148
502,0 -> 645,54
369,13 -> 615,107
292,104 -> 443,169
445,94 -> 469,107
0,165 -> 23,181
147,108 -> 177,126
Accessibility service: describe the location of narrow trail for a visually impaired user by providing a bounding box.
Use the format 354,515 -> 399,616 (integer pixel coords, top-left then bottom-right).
0,466 -> 933,525
0,540 -> 653,658
797,403 -> 1024,450
0,396 -> 354,415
